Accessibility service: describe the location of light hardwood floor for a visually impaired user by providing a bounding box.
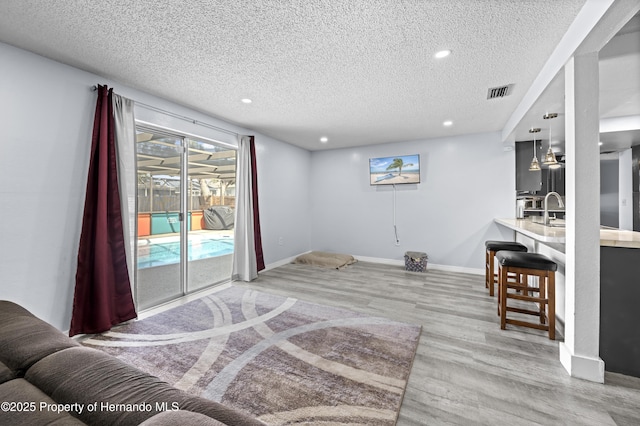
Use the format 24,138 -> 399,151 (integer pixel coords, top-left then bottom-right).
236,261 -> 640,426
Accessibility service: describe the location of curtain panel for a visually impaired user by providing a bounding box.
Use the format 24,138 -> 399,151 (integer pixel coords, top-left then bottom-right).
250,137 -> 265,272
232,135 -> 265,281
112,93 -> 137,288
69,85 -> 137,337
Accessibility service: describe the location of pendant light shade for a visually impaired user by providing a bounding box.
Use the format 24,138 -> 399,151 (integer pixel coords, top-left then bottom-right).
529,128 -> 541,171
543,147 -> 558,165
529,154 -> 541,171
543,113 -> 559,166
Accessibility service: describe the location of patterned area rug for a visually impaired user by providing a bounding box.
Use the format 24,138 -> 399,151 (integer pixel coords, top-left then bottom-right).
83,286 -> 421,425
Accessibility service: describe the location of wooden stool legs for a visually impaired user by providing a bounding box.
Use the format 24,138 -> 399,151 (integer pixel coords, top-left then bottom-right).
485,248 -> 496,296
498,264 -> 555,340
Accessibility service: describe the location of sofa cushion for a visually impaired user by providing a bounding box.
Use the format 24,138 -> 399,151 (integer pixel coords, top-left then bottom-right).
0,360 -> 15,385
0,378 -> 85,425
26,346 -> 265,426
0,301 -> 79,375
139,410 -> 225,425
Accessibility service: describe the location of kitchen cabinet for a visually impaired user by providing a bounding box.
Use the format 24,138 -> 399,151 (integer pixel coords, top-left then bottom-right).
516,141 -> 565,195
600,246 -> 640,378
516,141 -> 542,192
540,167 -> 565,196
633,146 -> 639,231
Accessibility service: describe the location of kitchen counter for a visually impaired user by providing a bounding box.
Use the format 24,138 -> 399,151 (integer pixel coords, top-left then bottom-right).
494,218 -> 640,249
600,228 -> 640,249
496,217 -> 640,378
494,218 -> 565,244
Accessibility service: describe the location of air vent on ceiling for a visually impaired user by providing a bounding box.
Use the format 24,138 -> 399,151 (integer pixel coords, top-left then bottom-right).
487,84 -> 514,100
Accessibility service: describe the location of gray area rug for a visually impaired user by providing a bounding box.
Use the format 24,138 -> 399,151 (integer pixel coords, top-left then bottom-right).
83,286 -> 421,425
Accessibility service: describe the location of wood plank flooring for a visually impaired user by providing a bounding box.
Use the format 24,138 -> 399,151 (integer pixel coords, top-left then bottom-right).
236,261 -> 640,425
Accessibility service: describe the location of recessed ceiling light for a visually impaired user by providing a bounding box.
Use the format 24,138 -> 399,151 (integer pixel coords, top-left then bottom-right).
320,136 -> 328,143
434,50 -> 451,59
443,120 -> 453,127
241,98 -> 252,104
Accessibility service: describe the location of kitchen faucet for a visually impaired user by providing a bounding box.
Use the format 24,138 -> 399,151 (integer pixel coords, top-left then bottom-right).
544,191 -> 564,225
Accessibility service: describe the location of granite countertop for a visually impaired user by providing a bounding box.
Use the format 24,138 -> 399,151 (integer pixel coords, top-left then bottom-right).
495,218 -> 566,243
600,228 -> 640,249
494,218 -> 640,249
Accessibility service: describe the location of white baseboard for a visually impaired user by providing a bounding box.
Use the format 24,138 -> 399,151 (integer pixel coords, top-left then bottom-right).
265,252 -> 483,276
264,251 -> 311,271
353,255 -> 484,275
353,255 -> 404,266
559,342 -> 605,383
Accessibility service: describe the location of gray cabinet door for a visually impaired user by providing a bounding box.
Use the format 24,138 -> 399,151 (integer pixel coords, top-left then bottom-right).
540,167 -> 565,195
516,141 -> 542,192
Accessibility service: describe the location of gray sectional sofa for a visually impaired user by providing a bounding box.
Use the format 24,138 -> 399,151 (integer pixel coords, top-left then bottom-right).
0,300 -> 265,426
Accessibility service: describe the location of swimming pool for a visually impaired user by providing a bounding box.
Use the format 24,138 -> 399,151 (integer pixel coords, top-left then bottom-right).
137,237 -> 234,269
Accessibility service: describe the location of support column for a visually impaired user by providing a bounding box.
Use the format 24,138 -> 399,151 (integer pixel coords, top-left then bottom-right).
560,52 -> 605,382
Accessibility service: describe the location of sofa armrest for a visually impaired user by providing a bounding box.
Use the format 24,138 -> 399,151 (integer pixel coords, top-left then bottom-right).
0,301 -> 78,375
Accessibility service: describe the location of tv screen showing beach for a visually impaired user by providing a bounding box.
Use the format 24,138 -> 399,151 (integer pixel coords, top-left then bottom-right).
369,154 -> 421,185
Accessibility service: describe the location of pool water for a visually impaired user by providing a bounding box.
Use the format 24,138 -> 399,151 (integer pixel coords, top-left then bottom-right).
137,237 -> 234,269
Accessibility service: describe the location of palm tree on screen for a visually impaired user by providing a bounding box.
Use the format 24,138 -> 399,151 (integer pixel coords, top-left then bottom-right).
386,158 -> 413,176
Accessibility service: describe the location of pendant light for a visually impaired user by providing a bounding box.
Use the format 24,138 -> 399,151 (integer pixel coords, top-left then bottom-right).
543,113 -> 559,167
529,128 -> 541,171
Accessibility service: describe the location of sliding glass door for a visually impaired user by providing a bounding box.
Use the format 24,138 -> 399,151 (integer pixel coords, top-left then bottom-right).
135,126 -> 236,310
185,139 -> 236,292
136,132 -> 183,309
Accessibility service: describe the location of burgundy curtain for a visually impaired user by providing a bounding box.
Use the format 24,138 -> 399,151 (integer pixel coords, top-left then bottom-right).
69,85 -> 137,337
249,136 -> 265,271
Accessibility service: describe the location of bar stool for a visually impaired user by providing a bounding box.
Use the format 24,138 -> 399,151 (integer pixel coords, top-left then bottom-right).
495,251 -> 557,340
484,241 -> 527,296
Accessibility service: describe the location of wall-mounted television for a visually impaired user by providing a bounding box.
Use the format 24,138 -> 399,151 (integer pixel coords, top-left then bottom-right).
369,154 -> 421,185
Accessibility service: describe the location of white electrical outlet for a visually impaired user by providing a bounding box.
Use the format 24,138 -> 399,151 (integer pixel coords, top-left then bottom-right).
278,237 -> 284,246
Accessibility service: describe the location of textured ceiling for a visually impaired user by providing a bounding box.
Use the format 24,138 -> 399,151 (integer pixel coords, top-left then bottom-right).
0,0 -> 588,150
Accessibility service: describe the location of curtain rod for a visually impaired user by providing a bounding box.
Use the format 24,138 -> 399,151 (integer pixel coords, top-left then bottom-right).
91,84 -> 240,137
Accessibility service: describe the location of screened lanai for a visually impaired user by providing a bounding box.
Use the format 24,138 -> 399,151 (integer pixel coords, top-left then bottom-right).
136,130 -> 236,215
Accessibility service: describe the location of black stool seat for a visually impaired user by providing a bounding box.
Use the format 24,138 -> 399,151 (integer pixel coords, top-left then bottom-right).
484,240 -> 528,297
496,251 -> 557,272
485,240 -> 527,252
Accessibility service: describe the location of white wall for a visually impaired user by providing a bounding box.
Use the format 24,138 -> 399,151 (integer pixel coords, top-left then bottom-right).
0,42 -> 311,330
309,133 -> 515,271
0,43 -> 94,330
253,134 -> 311,266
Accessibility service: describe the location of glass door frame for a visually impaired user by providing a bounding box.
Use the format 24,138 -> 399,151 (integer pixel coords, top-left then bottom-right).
134,120 -> 237,310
